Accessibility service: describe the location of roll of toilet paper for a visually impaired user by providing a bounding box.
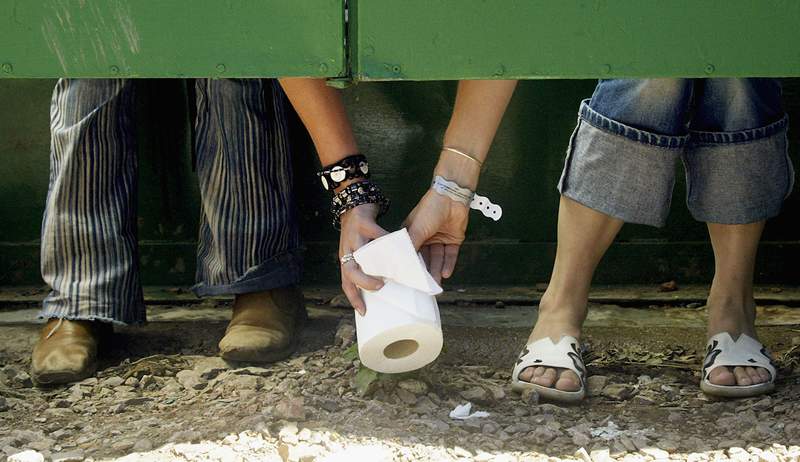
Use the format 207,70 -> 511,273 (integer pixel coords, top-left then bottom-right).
355,281 -> 443,373
352,229 -> 444,373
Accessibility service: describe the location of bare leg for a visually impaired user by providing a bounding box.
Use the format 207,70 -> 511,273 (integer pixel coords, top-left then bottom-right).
705,221 -> 771,386
518,196 -> 623,391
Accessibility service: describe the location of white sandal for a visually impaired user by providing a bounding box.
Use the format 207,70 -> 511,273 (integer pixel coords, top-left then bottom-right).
700,332 -> 776,398
511,335 -> 586,403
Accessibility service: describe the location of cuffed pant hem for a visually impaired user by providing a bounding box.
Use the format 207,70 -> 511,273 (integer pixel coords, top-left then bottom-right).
192,249 -> 303,297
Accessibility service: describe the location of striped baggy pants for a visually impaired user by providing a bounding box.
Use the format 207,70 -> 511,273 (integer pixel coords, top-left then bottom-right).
40,79 -> 302,325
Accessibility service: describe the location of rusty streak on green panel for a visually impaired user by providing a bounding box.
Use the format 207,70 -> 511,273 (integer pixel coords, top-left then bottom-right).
354,0 -> 800,80
0,0 -> 345,78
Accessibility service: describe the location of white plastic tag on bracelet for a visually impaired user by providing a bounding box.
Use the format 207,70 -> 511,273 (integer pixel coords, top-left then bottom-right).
470,193 -> 502,221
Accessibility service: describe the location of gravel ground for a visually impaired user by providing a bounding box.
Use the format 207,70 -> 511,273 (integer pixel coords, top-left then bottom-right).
1,302 -> 799,462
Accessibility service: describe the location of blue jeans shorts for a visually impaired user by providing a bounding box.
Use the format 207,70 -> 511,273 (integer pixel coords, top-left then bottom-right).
558,79 -> 794,226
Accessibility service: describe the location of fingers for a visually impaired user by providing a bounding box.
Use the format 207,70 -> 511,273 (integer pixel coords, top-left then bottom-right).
441,244 -> 460,279
344,264 -> 385,292
341,281 -> 366,316
421,245 -> 431,270
340,257 -> 385,317
428,244 -> 445,284
407,223 -> 428,251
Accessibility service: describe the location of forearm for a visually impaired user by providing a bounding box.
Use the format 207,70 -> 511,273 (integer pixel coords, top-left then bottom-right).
278,78 -> 358,167
436,80 -> 518,190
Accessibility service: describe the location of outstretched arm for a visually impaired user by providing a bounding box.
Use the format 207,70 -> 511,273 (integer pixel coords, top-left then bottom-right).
279,78 -> 387,315
405,80 -> 518,283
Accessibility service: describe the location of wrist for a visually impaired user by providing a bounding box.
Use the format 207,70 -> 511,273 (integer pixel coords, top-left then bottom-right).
333,177 -> 367,194
434,152 -> 480,190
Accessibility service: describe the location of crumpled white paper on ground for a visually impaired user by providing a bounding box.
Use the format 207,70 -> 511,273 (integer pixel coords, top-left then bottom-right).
449,402 -> 490,420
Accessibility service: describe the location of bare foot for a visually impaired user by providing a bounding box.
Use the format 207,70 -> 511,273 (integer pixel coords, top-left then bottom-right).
706,298 -> 771,386
516,296 -> 586,392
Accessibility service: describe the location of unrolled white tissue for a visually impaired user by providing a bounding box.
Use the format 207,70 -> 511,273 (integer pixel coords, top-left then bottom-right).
352,228 -> 443,374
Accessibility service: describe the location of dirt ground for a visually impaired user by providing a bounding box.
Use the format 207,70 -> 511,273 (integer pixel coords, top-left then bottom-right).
1,297 -> 799,462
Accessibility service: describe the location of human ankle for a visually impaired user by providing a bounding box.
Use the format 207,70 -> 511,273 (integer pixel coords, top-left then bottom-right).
706,294 -> 757,338
538,291 -> 588,324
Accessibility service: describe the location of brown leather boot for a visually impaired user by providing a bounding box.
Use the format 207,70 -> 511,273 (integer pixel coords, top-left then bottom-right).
219,286 -> 307,363
31,319 -> 108,386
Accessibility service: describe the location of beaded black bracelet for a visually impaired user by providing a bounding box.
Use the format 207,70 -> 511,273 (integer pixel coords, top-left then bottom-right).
317,154 -> 370,191
330,180 -> 390,229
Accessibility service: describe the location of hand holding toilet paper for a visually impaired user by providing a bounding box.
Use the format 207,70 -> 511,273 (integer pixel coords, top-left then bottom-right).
352,228 -> 444,374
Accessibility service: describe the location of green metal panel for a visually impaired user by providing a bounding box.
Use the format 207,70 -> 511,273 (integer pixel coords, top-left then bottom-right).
353,0 -> 800,81
2,79 -> 799,286
0,1 -> 345,78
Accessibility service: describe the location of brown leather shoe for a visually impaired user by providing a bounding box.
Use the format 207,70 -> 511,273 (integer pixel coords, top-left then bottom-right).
219,286 -> 307,363
31,319 -> 108,386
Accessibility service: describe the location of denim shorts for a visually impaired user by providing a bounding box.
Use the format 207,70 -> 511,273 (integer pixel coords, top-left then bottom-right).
558,79 -> 794,226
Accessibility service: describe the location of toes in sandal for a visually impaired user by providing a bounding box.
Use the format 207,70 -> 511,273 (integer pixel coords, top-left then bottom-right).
511,335 -> 586,404
700,332 -> 776,398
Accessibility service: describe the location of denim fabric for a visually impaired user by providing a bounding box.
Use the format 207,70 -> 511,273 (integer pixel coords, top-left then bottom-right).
559,79 -> 793,226
40,79 -> 300,324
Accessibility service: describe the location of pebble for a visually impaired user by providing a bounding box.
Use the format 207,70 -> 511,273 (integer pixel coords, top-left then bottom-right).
531,426 -> 560,444
587,375 -> 609,395
132,439 -> 153,452
8,450 -> 44,462
279,424 -> 299,444
168,430 -> 201,443
228,375 -> 262,391
575,447 -> 592,462
504,422 -> 533,434
328,294 -> 351,308
640,447 -> 670,459
481,421 -> 500,434
334,320 -> 356,347
100,376 -> 124,388
520,387 -> 539,405
460,386 -> 490,404
395,388 -> 417,405
396,379 -> 428,395
111,440 -> 136,452
602,383 -> 635,401
176,370 -> 206,390
27,439 -> 54,451
12,371 -> 33,388
572,432 -> 591,447
590,447 -> 612,462
51,450 -> 85,462
194,356 -> 231,380
274,397 -> 307,421
0,396 -> 9,412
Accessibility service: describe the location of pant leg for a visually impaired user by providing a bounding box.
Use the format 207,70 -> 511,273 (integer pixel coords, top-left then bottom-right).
558,79 -> 694,227
40,79 -> 145,324
683,78 -> 792,224
192,79 -> 302,296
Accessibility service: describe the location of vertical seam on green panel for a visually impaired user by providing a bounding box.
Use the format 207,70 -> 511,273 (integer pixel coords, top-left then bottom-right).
346,0 -> 357,81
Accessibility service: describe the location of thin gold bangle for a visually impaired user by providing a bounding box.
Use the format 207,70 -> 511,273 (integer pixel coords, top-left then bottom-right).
442,146 -> 484,168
